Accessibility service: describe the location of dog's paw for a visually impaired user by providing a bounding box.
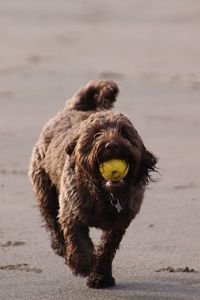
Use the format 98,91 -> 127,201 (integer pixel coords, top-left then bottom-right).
86,273 -> 116,289
65,251 -> 95,277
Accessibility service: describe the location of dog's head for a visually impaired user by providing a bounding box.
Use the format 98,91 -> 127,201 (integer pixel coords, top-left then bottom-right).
66,112 -> 157,191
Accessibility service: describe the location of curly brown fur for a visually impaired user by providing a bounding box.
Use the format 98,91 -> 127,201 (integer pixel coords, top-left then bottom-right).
29,80 -> 157,288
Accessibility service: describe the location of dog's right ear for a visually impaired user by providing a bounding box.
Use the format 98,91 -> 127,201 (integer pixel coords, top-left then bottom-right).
66,142 -> 75,155
65,137 -> 78,155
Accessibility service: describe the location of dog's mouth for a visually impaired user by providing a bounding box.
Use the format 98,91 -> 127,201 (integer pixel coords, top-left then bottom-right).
95,140 -> 134,190
98,158 -> 129,191
105,178 -> 126,189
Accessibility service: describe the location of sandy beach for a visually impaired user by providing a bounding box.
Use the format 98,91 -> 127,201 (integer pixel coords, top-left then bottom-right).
0,1 -> 200,299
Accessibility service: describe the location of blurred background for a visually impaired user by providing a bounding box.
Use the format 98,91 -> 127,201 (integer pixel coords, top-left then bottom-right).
0,1 -> 200,299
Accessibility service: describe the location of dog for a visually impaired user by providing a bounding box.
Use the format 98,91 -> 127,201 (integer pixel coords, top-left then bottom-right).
29,80 -> 157,289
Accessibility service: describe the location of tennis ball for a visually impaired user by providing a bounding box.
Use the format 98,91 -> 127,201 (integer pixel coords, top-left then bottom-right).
99,159 -> 129,182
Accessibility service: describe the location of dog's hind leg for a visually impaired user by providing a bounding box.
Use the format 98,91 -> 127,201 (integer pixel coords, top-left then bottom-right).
86,228 -> 126,289
29,147 -> 65,256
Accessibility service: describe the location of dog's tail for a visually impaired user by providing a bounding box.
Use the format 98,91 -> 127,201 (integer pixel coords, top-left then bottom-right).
68,80 -> 119,111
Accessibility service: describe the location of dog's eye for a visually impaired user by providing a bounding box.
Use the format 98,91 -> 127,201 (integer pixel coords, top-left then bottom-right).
92,132 -> 103,145
94,132 -> 101,140
120,127 -> 140,148
93,131 -> 104,140
120,127 -> 131,141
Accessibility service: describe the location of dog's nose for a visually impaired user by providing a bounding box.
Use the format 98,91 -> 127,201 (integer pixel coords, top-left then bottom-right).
105,141 -> 119,152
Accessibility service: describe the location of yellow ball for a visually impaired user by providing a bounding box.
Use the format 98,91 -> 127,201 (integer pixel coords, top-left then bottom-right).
99,159 -> 129,182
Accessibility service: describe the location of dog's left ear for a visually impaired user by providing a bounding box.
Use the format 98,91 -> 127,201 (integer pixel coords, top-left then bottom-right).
137,146 -> 157,185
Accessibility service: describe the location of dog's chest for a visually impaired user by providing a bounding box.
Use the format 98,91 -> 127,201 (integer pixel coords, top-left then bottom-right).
84,189 -> 134,230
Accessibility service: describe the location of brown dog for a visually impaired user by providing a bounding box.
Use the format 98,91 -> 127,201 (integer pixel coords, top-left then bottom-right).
29,80 -> 157,288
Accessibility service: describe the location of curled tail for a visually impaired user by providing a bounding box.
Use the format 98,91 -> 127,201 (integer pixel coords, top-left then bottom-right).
68,80 -> 119,111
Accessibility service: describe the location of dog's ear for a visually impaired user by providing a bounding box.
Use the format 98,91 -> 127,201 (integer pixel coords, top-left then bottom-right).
66,142 -> 76,155
137,146 -> 157,185
65,136 -> 79,155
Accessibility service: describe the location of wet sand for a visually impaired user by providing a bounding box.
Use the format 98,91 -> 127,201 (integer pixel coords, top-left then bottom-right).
0,1 -> 200,299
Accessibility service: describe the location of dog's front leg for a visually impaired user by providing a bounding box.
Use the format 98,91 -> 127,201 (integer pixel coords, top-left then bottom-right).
86,228 -> 126,289
61,219 -> 95,277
